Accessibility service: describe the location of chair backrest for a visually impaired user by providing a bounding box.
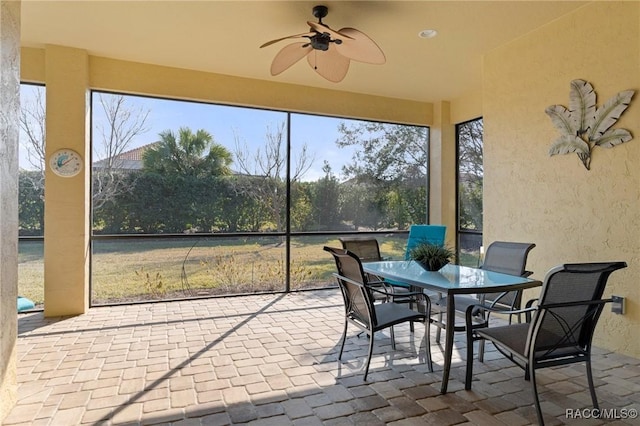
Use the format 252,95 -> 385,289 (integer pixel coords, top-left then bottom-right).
481,241 -> 536,276
480,241 -> 536,308
324,246 -> 377,328
404,224 -> 447,260
525,262 -> 627,357
339,237 -> 383,263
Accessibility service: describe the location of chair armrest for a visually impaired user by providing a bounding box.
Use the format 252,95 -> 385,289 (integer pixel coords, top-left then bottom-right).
369,286 -> 431,312
539,298 -> 613,310
368,280 -> 423,297
369,286 -> 426,300
368,280 -> 416,298
368,286 -> 395,297
464,302 -> 537,330
467,302 -> 537,317
485,291 -> 511,309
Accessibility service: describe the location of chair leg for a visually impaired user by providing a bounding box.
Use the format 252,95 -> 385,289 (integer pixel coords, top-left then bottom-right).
435,311 -> 443,343
585,357 -> 599,409
424,319 -> 433,372
528,366 -> 545,426
363,331 -> 375,381
465,327 -> 474,389
478,339 -> 485,362
338,321 -> 348,360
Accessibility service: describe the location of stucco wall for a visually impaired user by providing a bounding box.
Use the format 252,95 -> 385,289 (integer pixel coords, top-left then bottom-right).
483,1 -> 640,357
450,88 -> 483,125
0,0 -> 20,421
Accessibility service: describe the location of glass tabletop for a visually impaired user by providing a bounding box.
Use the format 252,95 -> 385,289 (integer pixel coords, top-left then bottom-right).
362,261 -> 539,294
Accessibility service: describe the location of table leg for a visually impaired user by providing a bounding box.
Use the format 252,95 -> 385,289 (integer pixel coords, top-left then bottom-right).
440,293 -> 455,394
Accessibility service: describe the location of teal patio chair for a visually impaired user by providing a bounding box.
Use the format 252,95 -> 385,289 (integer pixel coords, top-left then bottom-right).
393,224 -> 447,331
388,224 -> 447,290
404,224 -> 447,260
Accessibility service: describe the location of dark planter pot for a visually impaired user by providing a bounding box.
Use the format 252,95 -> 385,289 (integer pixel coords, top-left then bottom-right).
417,259 -> 449,271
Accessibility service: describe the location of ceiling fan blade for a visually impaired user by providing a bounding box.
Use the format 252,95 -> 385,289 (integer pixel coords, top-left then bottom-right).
334,27 -> 386,64
306,47 -> 350,83
260,32 -> 315,48
270,42 -> 313,76
306,21 -> 353,41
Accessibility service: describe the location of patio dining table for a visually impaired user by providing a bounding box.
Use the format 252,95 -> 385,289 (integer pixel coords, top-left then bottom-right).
362,261 -> 542,394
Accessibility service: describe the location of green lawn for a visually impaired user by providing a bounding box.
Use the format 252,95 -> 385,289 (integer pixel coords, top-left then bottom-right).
17,241 -> 44,305
19,234 -> 479,307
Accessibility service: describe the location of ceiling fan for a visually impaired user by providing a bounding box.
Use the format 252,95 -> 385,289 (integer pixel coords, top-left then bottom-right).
260,5 -> 385,83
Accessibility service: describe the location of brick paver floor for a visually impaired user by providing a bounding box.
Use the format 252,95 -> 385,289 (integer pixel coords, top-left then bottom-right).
5,289 -> 640,425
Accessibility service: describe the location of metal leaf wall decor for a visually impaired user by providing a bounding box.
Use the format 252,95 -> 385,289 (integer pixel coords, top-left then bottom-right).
546,80 -> 635,170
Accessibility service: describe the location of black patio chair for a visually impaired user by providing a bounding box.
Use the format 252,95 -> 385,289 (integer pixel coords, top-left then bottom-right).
324,246 -> 433,380
432,241 -> 536,358
339,236 -> 411,304
464,261 -> 627,425
339,236 -> 389,297
339,236 -> 385,263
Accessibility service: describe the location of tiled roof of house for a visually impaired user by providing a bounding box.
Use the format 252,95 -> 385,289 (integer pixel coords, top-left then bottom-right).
118,142 -> 158,161
93,142 -> 159,170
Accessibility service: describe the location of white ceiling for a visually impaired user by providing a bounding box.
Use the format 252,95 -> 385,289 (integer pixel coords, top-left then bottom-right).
20,1 -> 587,103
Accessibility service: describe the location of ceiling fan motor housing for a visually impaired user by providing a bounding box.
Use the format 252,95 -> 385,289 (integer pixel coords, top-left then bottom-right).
310,33 -> 330,51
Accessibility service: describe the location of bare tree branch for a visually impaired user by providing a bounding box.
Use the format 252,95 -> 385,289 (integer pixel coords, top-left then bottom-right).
94,94 -> 150,167
232,122 -> 315,231
458,119 -> 483,179
19,86 -> 46,171
93,94 -> 150,209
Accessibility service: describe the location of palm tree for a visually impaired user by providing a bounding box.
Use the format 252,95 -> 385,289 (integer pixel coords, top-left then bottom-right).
143,127 -> 232,177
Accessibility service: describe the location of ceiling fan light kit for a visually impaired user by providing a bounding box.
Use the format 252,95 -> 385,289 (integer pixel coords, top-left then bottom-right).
260,5 -> 385,83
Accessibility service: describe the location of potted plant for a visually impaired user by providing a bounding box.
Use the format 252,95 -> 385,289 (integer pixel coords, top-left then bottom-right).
409,242 -> 454,271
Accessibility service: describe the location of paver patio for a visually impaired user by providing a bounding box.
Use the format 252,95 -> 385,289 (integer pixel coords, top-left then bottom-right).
5,289 -> 640,425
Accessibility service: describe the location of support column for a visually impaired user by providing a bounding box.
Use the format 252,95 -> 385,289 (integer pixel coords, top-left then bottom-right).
0,0 -> 20,421
429,101 -> 457,248
43,45 -> 90,316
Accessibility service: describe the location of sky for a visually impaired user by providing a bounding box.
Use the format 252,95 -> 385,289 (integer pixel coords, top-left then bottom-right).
19,84 -> 360,182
